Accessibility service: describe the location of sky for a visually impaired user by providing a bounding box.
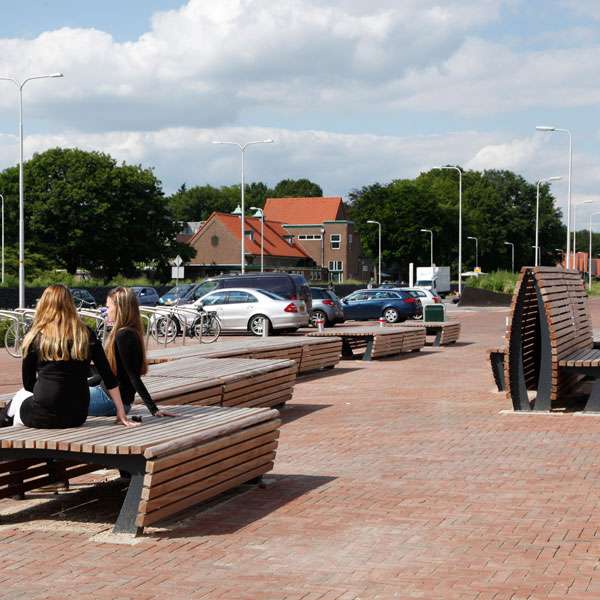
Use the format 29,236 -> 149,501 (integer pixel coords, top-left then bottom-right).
0,0 -> 599,226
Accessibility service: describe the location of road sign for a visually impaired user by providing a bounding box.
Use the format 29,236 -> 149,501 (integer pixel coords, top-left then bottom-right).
171,267 -> 184,279
174,255 -> 183,267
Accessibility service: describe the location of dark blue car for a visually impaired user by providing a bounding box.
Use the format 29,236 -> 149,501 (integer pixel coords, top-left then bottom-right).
341,289 -> 421,323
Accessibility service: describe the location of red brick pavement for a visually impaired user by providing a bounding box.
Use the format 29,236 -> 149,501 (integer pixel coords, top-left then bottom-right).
2,306 -> 600,598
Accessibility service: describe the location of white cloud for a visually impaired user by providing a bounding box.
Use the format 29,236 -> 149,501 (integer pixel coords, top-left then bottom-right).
0,0 -> 508,129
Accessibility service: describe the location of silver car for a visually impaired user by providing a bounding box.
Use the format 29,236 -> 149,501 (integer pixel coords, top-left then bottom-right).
309,287 -> 345,327
184,287 -> 309,336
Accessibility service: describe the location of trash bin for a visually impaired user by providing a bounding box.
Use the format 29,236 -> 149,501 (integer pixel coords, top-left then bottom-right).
424,304 -> 445,322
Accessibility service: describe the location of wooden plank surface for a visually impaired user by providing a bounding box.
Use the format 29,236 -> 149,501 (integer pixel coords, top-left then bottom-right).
0,405 -> 276,455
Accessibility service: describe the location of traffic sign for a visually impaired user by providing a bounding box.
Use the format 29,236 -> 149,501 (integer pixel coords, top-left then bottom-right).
174,255 -> 183,267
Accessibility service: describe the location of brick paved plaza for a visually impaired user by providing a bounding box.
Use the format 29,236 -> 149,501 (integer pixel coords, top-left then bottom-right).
1,304 -> 600,599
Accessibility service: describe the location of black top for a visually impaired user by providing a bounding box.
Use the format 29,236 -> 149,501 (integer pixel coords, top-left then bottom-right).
112,328 -> 158,415
21,328 -> 118,429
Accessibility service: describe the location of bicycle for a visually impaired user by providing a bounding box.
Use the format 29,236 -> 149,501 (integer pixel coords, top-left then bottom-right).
2,310 -> 34,358
148,303 -> 221,345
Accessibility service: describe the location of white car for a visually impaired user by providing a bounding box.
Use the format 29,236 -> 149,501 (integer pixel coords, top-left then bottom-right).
183,287 -> 310,336
397,288 -> 442,318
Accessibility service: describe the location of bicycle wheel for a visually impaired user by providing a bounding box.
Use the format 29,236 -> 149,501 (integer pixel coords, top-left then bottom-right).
5,321 -> 25,358
194,314 -> 221,343
152,315 -> 178,344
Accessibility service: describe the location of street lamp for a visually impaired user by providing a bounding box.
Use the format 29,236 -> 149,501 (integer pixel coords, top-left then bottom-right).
588,211 -> 600,290
536,126 -> 572,268
0,194 -> 4,285
504,241 -> 514,273
420,229 -> 433,267
467,236 -> 478,270
211,139 -> 274,273
535,176 -> 561,266
250,207 -> 264,272
438,166 -> 463,294
0,72 -> 64,307
366,220 -> 382,285
573,198 -> 596,256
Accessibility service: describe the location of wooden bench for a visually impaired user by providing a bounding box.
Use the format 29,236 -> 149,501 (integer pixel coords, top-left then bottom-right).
398,320 -> 461,346
148,336 -> 342,375
144,357 -> 298,409
0,405 -> 280,535
306,326 -> 426,361
505,266 -> 600,411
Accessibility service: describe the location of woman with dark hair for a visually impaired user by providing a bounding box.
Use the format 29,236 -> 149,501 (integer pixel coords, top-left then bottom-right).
89,287 -> 174,418
3,284 -> 138,429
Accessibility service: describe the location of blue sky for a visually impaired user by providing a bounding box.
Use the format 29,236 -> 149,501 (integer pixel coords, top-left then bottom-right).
0,0 -> 598,227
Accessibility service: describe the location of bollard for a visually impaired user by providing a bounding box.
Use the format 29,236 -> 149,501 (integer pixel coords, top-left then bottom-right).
316,317 -> 325,332
262,316 -> 269,337
378,317 -> 386,328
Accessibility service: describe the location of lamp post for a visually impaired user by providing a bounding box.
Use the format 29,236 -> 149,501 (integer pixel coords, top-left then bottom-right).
588,211 -> 600,290
320,226 -> 325,270
467,236 -> 478,270
250,207 -> 264,272
439,166 -> 463,294
420,228 -> 433,267
0,194 -> 3,285
211,139 -> 274,274
0,72 -> 64,307
535,176 -> 562,266
536,126 -> 572,269
367,220 -> 382,285
504,241 -> 514,273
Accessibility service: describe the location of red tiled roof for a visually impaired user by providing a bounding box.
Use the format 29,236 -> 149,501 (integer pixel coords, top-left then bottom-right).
263,197 -> 345,224
191,212 -> 312,259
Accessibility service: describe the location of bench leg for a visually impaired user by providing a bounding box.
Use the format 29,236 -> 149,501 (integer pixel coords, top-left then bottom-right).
362,338 -> 374,361
584,378 -> 600,412
113,471 -> 144,535
341,339 -> 355,360
490,352 -> 505,392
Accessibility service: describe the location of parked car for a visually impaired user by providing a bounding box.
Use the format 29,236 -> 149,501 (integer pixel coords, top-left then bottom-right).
397,288 -> 442,316
176,273 -> 312,312
180,287 -> 309,335
341,289 -> 421,323
131,286 -> 160,306
309,287 -> 345,326
158,283 -> 195,306
70,288 -> 97,309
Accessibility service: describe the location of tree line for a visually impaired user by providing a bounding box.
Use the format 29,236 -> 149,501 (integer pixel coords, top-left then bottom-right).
0,147 -> 574,283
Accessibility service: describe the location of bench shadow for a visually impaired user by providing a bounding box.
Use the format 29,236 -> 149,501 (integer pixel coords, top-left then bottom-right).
280,403 -> 332,425
297,366 -> 362,382
148,473 -> 337,539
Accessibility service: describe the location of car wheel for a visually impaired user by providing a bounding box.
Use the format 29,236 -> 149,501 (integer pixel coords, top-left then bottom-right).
383,307 -> 399,323
310,310 -> 329,327
248,314 -> 272,336
414,312 -> 423,320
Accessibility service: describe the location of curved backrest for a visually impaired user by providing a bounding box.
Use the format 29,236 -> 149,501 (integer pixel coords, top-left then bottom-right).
505,266 -> 592,410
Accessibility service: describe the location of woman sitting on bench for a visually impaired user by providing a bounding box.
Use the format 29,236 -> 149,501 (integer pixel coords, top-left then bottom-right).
4,285 -> 137,429
89,287 -> 174,418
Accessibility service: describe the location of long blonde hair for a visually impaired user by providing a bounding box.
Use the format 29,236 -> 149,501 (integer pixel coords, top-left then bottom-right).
22,284 -> 90,361
104,287 -> 148,376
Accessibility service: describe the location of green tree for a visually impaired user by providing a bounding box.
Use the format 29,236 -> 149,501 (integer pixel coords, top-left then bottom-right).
0,148 -> 187,280
271,178 -> 322,197
168,184 -> 240,222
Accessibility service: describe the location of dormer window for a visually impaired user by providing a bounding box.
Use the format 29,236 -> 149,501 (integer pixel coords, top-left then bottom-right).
245,230 -> 254,241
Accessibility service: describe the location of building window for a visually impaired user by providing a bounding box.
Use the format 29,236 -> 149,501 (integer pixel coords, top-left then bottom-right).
244,230 -> 254,241
328,260 -> 343,272
330,234 -> 341,250
348,233 -> 353,246
298,234 -> 323,240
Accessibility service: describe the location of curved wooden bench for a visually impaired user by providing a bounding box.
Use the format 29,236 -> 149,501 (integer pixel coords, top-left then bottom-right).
0,405 -> 280,535
505,266 -> 598,411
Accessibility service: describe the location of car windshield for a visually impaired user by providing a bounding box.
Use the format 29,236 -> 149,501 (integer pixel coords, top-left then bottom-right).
165,284 -> 193,297
256,289 -> 285,301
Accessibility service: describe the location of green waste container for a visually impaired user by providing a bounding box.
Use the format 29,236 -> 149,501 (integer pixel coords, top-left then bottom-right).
424,304 -> 445,322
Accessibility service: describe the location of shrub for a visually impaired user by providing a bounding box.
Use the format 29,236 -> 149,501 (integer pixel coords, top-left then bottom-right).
464,271 -> 519,295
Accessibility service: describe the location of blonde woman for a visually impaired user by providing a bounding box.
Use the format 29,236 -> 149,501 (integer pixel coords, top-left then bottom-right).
4,285 -> 137,429
89,287 -> 174,418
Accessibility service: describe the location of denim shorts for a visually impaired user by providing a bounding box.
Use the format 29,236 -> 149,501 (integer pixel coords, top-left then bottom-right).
88,385 -> 131,417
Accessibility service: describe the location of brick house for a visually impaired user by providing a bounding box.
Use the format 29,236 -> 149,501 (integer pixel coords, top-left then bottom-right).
263,197 -> 368,283
186,211 -> 319,278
